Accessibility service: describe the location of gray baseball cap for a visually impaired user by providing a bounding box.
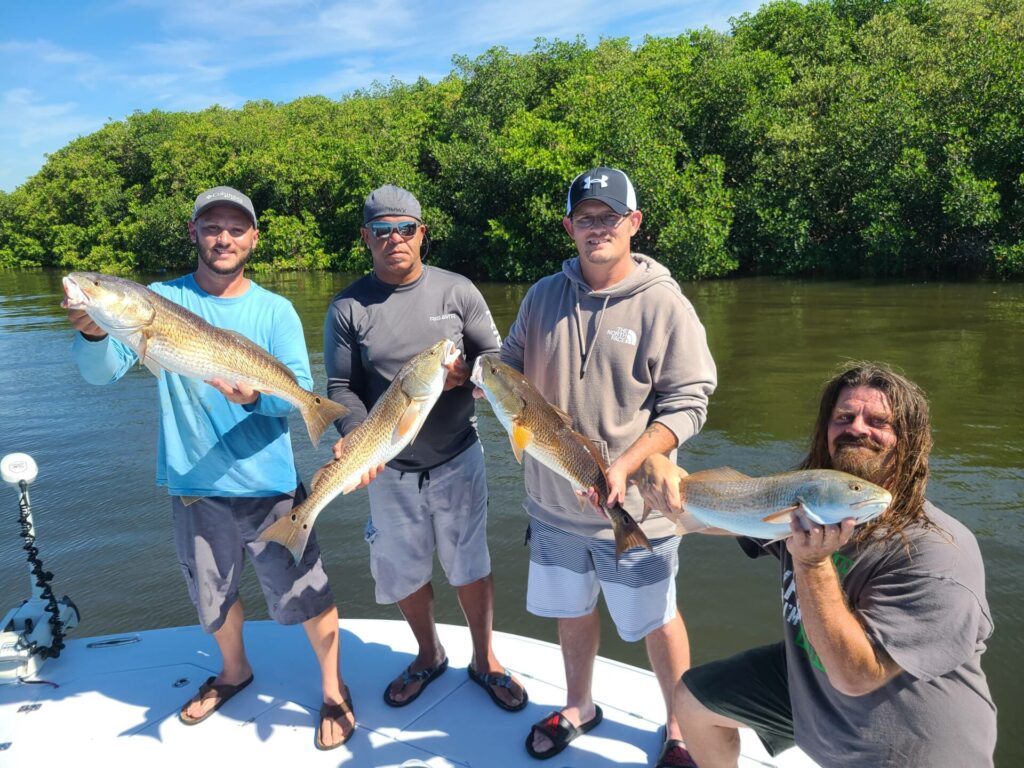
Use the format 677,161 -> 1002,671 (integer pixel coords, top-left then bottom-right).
363,184 -> 422,224
192,186 -> 258,228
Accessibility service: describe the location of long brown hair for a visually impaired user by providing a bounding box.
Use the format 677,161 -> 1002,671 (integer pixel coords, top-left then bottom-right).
800,362 -> 934,544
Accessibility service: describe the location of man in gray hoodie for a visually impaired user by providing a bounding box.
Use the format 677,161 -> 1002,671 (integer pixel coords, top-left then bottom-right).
500,167 -> 717,765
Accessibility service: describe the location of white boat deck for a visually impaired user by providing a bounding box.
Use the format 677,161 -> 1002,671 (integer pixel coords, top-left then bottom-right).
0,619 -> 816,767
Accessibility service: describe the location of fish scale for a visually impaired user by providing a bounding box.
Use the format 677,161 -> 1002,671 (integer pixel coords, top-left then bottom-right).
675,468 -> 893,540
62,271 -> 347,447
471,353 -> 652,560
259,339 -> 459,562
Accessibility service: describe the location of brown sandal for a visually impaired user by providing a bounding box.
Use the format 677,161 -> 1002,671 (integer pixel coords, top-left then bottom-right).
179,674 -> 254,725
315,689 -> 356,750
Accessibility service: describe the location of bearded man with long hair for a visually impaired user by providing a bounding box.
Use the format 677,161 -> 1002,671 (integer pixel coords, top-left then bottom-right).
634,362 -> 996,768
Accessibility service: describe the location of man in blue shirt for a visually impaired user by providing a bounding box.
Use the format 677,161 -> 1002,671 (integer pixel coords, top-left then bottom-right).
66,187 -> 354,750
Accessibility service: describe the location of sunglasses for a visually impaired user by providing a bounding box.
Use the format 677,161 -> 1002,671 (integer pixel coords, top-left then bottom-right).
368,220 -> 420,239
572,213 -> 626,229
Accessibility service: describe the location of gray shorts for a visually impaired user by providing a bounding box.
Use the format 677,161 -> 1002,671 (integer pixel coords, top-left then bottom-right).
526,517 -> 681,642
682,642 -> 795,757
365,441 -> 491,604
172,486 -> 335,633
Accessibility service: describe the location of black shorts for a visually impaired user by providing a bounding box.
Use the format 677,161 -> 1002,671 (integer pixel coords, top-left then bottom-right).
682,642 -> 796,757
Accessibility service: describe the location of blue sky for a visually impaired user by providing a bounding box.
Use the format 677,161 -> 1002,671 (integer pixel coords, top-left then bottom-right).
0,0 -> 764,192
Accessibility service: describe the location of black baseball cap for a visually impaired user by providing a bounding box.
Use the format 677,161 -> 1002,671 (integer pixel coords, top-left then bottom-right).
566,167 -> 637,215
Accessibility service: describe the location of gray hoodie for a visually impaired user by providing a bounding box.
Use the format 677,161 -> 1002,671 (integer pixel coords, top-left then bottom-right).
501,253 -> 717,539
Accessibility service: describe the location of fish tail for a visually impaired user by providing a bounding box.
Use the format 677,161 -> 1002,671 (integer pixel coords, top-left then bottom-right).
258,503 -> 314,563
300,396 -> 349,447
610,506 -> 653,562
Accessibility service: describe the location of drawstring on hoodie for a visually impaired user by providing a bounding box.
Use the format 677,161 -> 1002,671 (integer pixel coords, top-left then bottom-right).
575,283 -> 611,379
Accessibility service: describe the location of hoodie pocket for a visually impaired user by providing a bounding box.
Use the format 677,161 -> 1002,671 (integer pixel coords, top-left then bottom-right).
589,438 -> 611,465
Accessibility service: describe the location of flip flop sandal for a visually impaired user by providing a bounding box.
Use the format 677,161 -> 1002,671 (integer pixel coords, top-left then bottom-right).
525,705 -> 603,760
467,665 -> 529,712
383,657 -> 449,707
315,689 -> 356,751
179,674 -> 254,725
656,738 -> 699,768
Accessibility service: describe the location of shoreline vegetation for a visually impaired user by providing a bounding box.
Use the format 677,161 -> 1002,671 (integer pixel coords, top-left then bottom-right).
0,0 -> 1021,280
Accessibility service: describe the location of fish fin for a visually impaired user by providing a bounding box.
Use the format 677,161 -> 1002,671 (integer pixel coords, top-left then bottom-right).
551,404 -> 574,427
510,420 -> 532,464
611,506 -> 653,562
684,466 -> 752,483
579,435 -> 609,471
142,356 -> 164,378
179,495 -> 203,507
762,504 -> 801,524
674,510 -> 709,534
394,400 -> 425,442
797,497 -> 827,525
300,396 -> 349,448
640,501 -> 653,524
311,460 -> 335,491
258,503 -> 313,563
339,479 -> 362,496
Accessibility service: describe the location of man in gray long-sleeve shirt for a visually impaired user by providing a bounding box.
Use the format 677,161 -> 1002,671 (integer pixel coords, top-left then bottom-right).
323,184 -> 528,712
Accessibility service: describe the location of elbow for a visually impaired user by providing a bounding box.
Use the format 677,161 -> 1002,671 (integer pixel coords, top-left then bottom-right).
827,671 -> 890,698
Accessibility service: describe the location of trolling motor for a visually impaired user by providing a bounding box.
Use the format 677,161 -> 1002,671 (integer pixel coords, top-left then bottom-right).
0,453 -> 80,683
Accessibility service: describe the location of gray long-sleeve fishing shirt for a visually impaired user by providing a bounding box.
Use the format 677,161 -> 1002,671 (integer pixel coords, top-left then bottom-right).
324,266 -> 501,473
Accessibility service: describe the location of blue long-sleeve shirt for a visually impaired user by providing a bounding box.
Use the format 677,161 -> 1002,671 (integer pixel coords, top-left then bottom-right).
72,273 -> 310,497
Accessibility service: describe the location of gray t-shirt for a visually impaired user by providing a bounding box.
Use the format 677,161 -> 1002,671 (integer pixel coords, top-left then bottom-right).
324,266 -> 501,472
745,501 -> 996,766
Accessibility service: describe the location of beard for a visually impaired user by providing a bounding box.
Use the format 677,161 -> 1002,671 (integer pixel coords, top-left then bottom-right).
831,434 -> 892,486
198,242 -> 252,275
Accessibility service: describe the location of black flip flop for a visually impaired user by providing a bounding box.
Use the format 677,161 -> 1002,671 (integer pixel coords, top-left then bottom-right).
525,705 -> 603,760
179,673 -> 254,725
655,738 -> 698,768
315,688 -> 356,751
383,657 -> 449,707
467,665 -> 529,712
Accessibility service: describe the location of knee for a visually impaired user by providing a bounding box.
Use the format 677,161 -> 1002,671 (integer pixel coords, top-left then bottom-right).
673,677 -> 693,719
674,677 -> 708,730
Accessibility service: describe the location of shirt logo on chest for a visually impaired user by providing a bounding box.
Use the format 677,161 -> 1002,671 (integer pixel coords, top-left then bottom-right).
429,313 -> 458,322
606,326 -> 638,346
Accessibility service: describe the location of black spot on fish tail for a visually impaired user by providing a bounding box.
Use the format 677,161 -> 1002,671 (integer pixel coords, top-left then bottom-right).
610,505 -> 653,563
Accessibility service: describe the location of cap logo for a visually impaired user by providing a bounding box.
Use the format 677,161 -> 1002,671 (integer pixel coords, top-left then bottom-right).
582,175 -> 608,189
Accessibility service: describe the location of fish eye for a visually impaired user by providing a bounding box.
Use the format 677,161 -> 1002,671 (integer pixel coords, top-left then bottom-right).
850,482 -> 862,491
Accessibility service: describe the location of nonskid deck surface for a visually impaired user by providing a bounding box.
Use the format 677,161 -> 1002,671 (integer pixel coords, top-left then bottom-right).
0,619 -> 816,767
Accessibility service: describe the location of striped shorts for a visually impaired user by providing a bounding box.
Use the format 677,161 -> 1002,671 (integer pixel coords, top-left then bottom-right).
526,517 -> 681,642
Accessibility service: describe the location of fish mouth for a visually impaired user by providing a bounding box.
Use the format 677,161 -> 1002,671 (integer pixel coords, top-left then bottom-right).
442,339 -> 459,366
61,275 -> 88,308
470,357 -> 484,387
851,498 -> 891,520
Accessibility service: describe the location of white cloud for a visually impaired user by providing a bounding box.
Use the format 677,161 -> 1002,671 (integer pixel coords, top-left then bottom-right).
0,89 -> 102,190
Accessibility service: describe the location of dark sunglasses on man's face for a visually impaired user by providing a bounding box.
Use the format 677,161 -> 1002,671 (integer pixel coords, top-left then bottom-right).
368,220 -> 420,239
